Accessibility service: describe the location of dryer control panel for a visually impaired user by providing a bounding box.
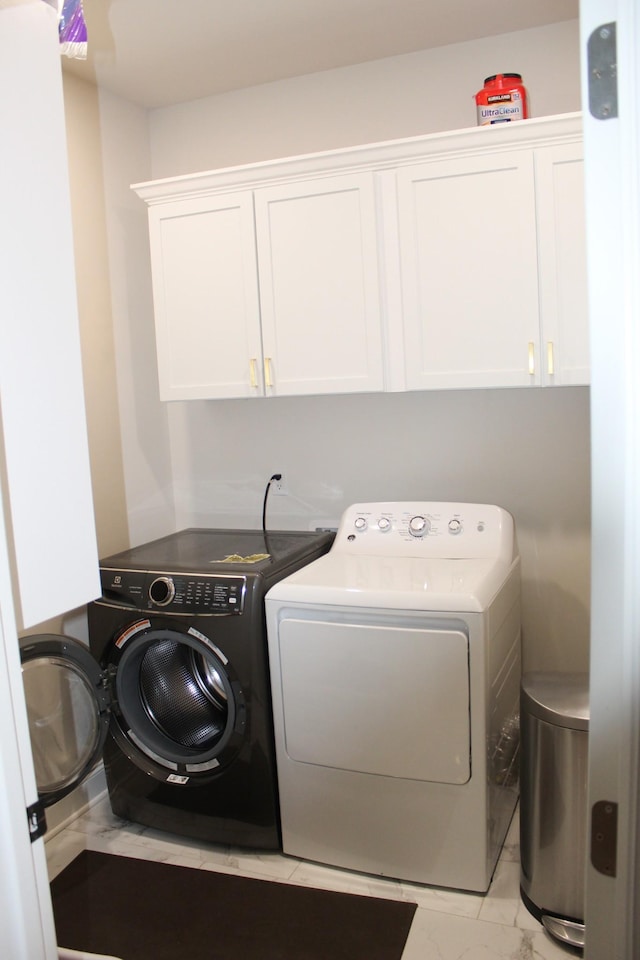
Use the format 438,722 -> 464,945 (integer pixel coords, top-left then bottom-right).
334,501 -> 515,562
99,568 -> 246,614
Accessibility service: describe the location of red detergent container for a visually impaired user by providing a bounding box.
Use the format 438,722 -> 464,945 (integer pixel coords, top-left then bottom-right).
475,73 -> 529,125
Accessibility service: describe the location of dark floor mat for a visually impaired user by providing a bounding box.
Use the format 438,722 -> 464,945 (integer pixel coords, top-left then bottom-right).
51,849 -> 417,960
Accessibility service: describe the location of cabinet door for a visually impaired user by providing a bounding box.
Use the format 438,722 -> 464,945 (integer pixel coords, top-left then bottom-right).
254,174 -> 384,396
535,143 -> 589,385
148,192 -> 262,400
397,152 -> 541,389
1,2 -> 100,627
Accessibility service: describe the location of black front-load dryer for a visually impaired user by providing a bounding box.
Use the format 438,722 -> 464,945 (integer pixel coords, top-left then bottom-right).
20,528 -> 333,850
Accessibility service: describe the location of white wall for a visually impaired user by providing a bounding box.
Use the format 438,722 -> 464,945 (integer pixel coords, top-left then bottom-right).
61,75 -> 176,554
95,86 -> 176,546
166,386 -> 590,674
74,18 -> 588,672
149,20 -> 580,175
62,73 -> 130,558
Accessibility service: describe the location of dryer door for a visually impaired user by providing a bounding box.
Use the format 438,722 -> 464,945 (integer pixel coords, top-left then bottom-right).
20,634 -> 110,807
277,616 -> 471,784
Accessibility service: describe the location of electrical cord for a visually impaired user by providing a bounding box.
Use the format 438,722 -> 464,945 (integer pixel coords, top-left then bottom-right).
262,474 -> 282,534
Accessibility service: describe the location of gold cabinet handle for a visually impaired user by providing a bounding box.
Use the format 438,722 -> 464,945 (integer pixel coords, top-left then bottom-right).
547,341 -> 555,377
264,357 -> 273,388
528,342 -> 535,376
249,358 -> 258,388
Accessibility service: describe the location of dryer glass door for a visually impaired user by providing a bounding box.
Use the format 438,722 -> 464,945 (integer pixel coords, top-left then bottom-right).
19,634 -> 109,807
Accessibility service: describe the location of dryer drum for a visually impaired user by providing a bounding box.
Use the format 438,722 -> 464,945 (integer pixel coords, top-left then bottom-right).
139,639 -> 226,749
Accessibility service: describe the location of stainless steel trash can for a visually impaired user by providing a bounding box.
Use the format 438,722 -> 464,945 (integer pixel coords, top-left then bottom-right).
520,672 -> 589,950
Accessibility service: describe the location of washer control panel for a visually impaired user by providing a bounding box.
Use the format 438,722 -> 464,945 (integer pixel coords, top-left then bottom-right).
334,502 -> 515,562
99,568 -> 246,614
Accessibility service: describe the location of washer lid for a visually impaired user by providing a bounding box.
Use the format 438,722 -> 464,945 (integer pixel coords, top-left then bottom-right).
19,634 -> 110,807
266,553 -> 517,612
521,672 -> 590,730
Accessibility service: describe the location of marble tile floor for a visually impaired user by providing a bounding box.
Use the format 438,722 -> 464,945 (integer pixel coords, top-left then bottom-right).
46,797 -> 572,960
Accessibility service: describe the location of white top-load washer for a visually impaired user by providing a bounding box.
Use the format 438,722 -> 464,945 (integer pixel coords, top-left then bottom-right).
265,502 -> 521,892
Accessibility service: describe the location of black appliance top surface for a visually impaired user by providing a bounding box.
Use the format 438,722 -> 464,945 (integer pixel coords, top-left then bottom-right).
99,528 -> 334,575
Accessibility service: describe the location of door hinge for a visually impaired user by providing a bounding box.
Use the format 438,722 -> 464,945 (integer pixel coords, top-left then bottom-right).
591,799 -> 618,877
587,22 -> 618,120
26,800 -> 47,843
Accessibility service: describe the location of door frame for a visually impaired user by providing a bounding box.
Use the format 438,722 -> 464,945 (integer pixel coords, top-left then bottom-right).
580,0 -> 640,956
0,462 -> 57,958
1,2 -> 640,958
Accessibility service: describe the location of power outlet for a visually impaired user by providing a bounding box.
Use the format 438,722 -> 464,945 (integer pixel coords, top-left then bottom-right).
271,474 -> 288,496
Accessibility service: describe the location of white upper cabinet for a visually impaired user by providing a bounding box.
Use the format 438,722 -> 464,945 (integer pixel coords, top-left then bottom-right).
396,151 -> 541,390
255,174 -> 384,396
393,129 -> 588,391
147,191 -> 262,400
141,172 -> 383,400
134,113 -> 587,400
534,142 -> 588,385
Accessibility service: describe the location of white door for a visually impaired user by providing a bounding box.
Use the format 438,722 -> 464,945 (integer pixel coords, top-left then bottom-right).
397,152 -> 541,389
0,5 -> 102,957
0,502 -> 57,960
255,173 -> 384,396
581,1 -> 640,957
1,6 -> 100,628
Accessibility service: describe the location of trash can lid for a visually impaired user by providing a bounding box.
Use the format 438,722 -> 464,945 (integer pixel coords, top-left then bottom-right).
521,671 -> 589,730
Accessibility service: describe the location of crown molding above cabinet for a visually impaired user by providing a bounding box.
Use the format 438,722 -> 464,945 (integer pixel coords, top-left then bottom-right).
133,113 -> 587,401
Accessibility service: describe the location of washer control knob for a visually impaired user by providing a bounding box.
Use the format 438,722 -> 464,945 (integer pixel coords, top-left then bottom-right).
378,517 -> 391,532
408,515 -> 430,537
354,516 -> 368,532
448,519 -> 463,535
149,576 -> 176,606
